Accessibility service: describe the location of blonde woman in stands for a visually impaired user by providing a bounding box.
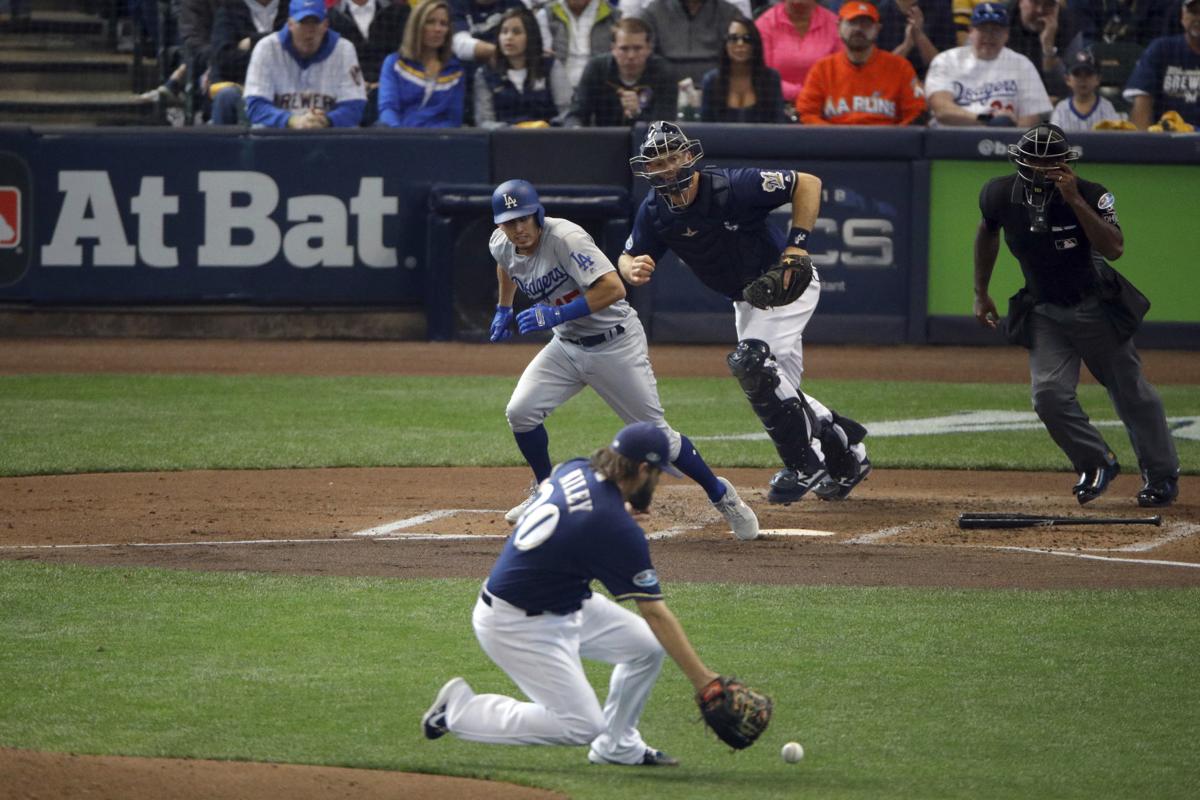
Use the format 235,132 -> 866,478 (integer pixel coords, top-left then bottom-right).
378,0 -> 466,127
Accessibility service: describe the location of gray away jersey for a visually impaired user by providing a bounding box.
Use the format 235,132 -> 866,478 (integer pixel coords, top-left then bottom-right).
491,217 -> 632,339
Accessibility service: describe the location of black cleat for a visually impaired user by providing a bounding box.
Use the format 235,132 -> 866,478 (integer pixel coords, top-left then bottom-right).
421,677 -> 468,740
813,459 -> 872,501
1073,455 -> 1120,505
1137,475 -> 1178,508
767,466 -> 828,504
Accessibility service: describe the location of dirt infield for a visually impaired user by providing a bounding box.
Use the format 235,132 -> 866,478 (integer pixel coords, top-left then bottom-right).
1,339 -> 1196,799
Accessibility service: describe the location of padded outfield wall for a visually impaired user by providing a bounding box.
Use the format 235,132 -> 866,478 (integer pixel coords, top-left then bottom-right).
0,124 -> 1196,347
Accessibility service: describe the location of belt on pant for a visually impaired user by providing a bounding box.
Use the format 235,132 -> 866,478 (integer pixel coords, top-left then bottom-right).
480,589 -> 543,617
562,324 -> 625,348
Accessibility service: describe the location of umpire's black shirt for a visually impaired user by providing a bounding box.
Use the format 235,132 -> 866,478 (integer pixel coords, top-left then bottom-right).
979,174 -> 1121,306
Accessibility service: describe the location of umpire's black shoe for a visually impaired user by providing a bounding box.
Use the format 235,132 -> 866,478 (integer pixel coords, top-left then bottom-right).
1137,475 -> 1179,508
767,466 -> 828,504
1073,455 -> 1120,505
588,747 -> 680,766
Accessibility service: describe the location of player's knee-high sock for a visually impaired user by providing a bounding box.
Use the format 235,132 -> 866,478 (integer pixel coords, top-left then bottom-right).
672,435 -> 724,502
513,424 -> 552,483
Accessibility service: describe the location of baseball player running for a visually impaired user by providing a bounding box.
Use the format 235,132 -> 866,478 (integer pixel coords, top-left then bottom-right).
620,121 -> 870,504
488,179 -> 758,541
421,422 -> 772,765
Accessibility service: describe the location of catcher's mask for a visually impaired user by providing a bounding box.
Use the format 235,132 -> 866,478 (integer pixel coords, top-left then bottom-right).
492,179 -> 545,226
629,121 -> 703,211
1008,123 -> 1079,213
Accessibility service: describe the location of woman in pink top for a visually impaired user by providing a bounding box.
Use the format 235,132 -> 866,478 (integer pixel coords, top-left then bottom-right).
755,0 -> 842,103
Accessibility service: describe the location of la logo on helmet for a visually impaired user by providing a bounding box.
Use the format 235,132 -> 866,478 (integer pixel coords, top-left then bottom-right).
504,194 -> 519,209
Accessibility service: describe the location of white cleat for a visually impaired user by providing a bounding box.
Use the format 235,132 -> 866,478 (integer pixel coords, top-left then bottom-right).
421,677 -> 472,740
713,477 -> 760,541
504,482 -> 539,524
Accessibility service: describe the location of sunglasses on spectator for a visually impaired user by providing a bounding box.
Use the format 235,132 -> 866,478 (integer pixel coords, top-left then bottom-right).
726,34 -> 754,43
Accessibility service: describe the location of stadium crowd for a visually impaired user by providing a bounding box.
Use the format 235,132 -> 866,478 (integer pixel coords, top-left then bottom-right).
124,0 -> 1197,131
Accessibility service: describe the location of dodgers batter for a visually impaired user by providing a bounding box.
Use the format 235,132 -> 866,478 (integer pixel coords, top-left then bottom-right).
421,422 -> 728,766
487,179 -> 758,541
620,121 -> 871,504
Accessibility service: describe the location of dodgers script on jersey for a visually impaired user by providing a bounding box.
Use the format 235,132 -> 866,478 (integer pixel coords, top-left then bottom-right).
491,217 -> 632,338
924,46 -> 1051,122
244,29 -> 366,114
625,167 -> 795,299
485,458 -> 664,614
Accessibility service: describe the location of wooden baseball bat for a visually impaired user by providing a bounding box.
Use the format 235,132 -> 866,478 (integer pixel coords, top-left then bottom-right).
957,513 -> 1162,530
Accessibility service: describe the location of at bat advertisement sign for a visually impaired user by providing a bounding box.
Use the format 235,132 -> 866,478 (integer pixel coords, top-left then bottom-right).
0,151 -> 32,286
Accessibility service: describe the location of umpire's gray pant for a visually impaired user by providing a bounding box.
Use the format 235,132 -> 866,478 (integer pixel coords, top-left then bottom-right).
1028,297 -> 1178,482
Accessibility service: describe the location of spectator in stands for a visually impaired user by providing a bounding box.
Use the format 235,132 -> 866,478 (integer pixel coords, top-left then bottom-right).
633,0 -> 743,86
208,0 -> 290,125
700,15 -> 786,122
540,0 -> 620,98
473,7 -> 570,126
329,0 -> 412,125
796,0 -> 926,124
1070,0 -> 1173,48
563,17 -> 678,125
450,0 -> 527,63
875,0 -> 957,79
622,0 -> 754,19
378,0 -> 466,126
1050,46 -> 1124,129
925,2 -> 1053,126
243,0 -> 368,127
1008,0 -> 1075,100
1124,0 -> 1200,127
755,0 -> 841,104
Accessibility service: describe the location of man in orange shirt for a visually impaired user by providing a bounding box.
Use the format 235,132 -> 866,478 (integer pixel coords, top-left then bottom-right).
795,1 -> 926,125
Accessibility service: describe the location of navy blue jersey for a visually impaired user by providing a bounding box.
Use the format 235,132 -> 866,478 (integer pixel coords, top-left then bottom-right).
624,166 -> 796,300
486,458 -> 663,615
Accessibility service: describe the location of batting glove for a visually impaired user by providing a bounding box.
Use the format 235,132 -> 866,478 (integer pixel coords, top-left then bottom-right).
489,305 -> 514,342
517,297 -> 590,334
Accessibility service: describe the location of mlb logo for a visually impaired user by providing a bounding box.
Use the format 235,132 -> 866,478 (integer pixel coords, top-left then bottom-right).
0,187 -> 19,249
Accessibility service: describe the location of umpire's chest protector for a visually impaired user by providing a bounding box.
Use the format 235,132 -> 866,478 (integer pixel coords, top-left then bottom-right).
653,172 -> 779,300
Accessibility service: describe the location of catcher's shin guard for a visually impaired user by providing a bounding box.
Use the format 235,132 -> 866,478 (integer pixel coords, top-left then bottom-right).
816,412 -> 868,481
727,339 -> 820,473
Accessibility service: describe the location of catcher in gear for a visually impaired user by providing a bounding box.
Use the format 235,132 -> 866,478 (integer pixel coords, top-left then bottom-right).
620,120 -> 871,504
421,423 -> 771,765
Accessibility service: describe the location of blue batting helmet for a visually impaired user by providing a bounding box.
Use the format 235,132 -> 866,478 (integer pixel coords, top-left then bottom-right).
492,179 -> 545,226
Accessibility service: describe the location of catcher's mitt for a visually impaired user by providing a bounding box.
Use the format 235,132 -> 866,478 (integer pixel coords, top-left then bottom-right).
742,254 -> 814,310
696,676 -> 773,750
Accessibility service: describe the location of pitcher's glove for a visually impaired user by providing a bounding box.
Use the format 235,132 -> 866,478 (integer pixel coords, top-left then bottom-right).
742,254 -> 814,310
696,676 -> 773,750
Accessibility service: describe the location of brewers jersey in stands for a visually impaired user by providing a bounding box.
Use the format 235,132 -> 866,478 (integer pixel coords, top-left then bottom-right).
244,28 -> 366,127
490,217 -> 633,340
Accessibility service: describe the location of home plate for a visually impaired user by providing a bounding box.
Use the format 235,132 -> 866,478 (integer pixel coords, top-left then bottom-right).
759,528 -> 837,537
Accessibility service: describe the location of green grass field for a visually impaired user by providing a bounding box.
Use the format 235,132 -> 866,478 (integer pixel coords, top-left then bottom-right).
1,372 -> 1198,798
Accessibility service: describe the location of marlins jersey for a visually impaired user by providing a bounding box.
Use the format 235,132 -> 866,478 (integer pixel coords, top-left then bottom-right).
491,217 -> 632,338
625,167 -> 794,299
244,28 -> 366,127
485,458 -> 663,615
925,46 -> 1051,123
796,49 -> 925,126
979,173 -> 1119,306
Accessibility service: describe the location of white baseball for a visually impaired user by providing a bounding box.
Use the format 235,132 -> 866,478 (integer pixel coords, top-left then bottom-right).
781,741 -> 804,763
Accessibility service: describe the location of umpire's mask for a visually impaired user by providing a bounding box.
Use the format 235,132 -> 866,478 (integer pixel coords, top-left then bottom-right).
1008,123 -> 1079,216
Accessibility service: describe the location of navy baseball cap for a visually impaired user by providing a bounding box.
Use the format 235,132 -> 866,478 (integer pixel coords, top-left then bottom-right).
970,2 -> 1008,26
1068,48 -> 1098,75
290,0 -> 326,22
611,423 -> 670,468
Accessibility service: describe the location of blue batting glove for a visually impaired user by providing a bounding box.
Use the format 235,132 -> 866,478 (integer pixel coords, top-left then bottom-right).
489,305 -> 514,342
517,304 -> 562,334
